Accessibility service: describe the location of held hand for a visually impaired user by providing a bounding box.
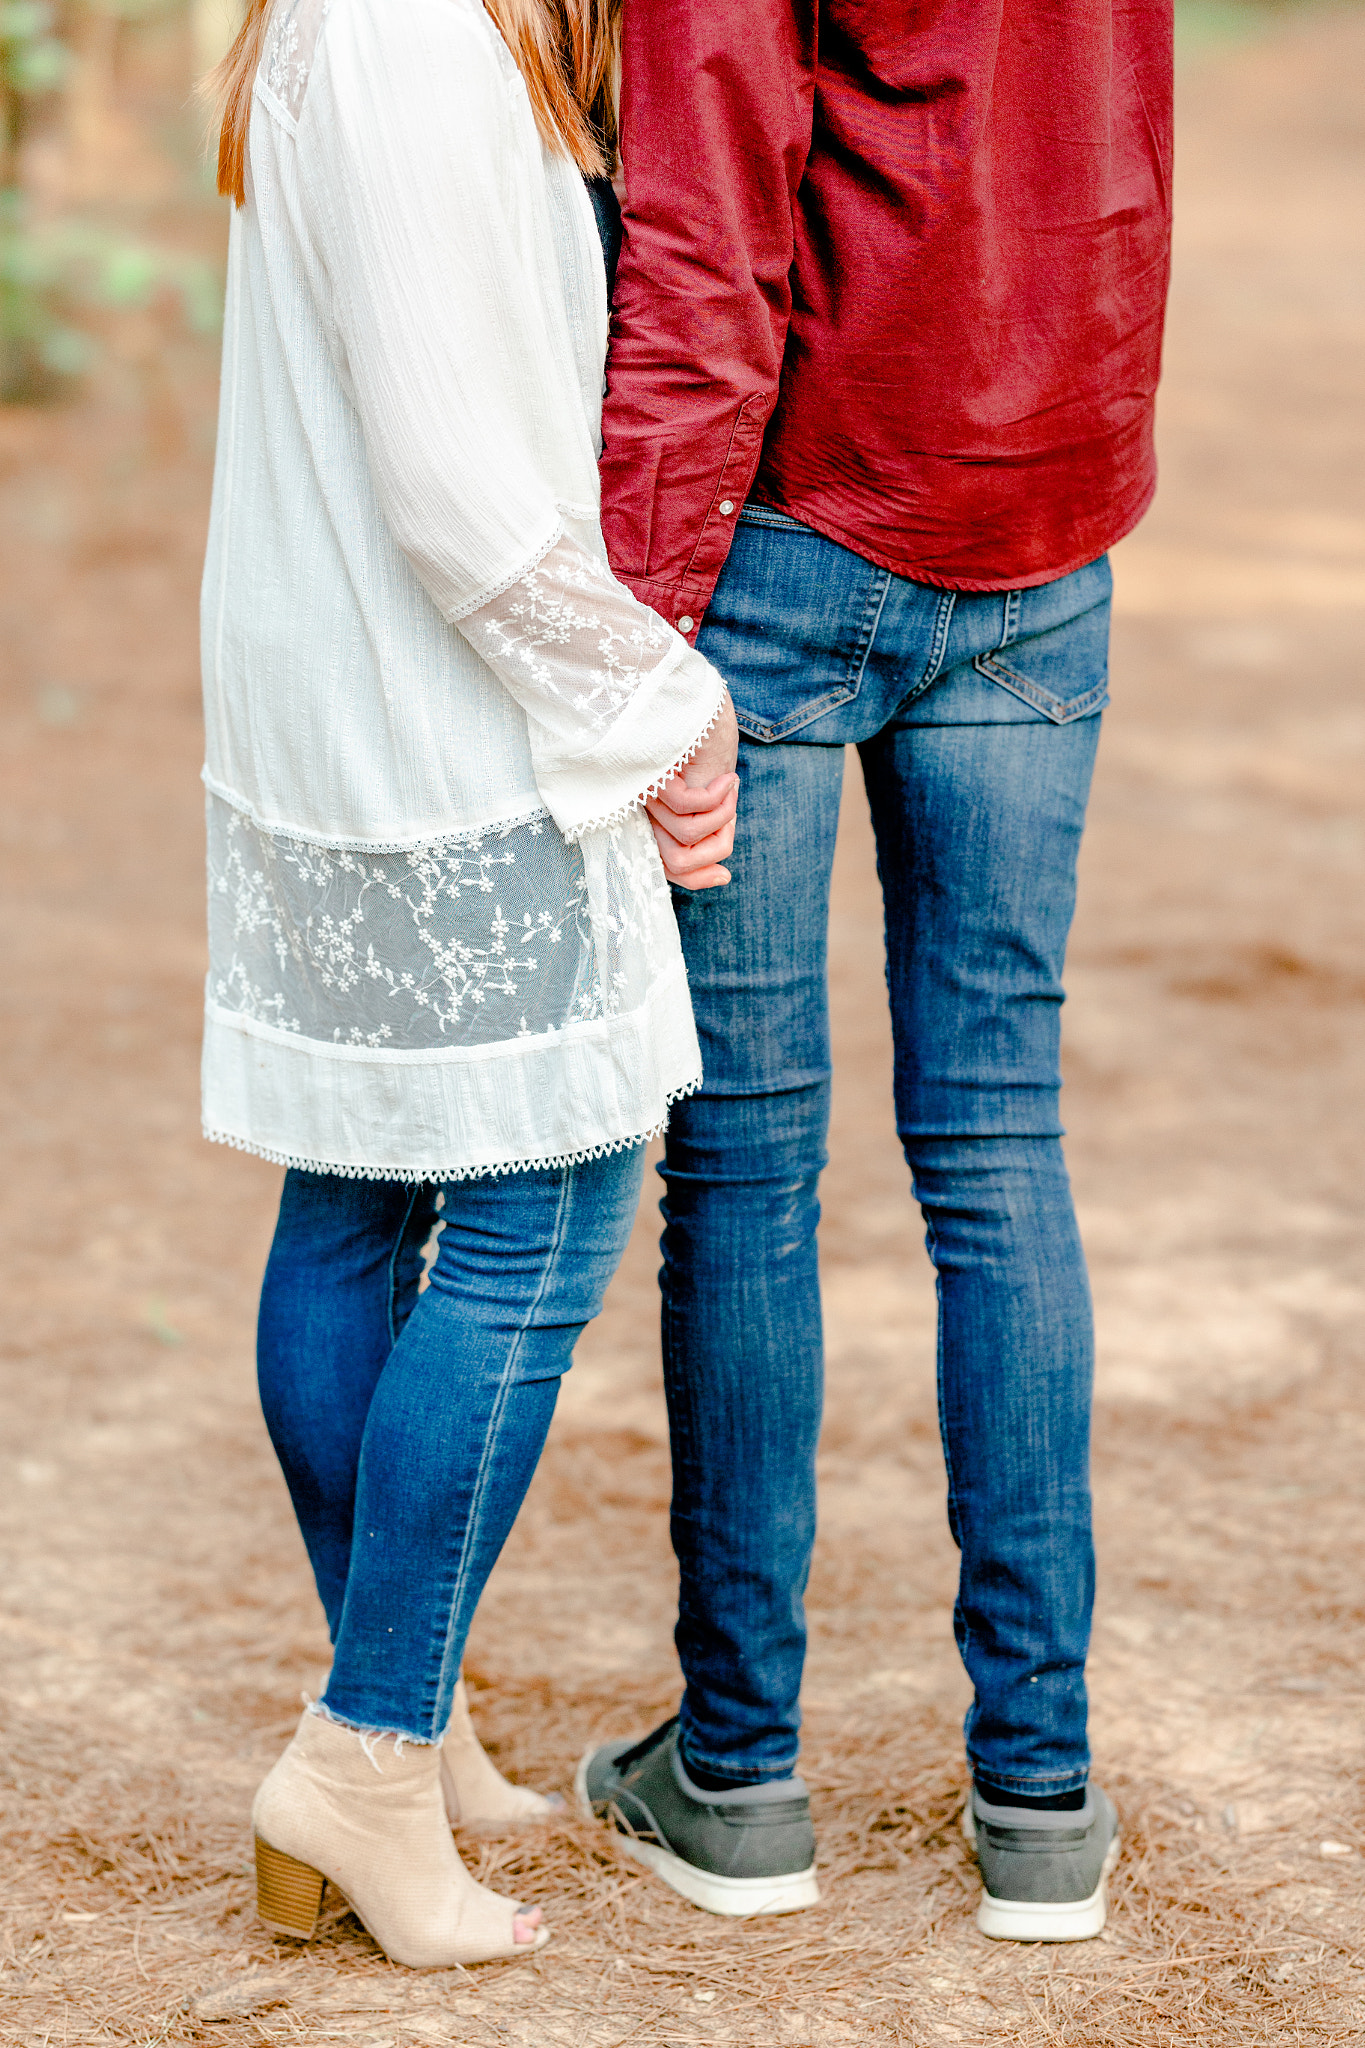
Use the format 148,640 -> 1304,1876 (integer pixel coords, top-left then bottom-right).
646,691 -> 740,890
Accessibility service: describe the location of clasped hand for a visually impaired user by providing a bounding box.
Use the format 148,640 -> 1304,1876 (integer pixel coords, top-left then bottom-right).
645,690 -> 740,891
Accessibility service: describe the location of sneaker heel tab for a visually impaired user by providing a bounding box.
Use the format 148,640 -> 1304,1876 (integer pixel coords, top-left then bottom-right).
972,1787 -> 1096,1831
670,1739 -> 807,1809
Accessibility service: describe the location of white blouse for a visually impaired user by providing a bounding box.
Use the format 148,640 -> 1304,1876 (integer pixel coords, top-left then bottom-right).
200,0 -> 725,1181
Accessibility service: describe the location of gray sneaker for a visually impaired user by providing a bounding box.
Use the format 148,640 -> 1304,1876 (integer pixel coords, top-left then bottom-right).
962,1783 -> 1120,1940
576,1718 -> 819,1917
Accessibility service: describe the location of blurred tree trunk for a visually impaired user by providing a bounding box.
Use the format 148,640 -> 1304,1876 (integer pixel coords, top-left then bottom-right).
60,0 -> 175,204
2,83 -> 20,195
63,0 -> 119,188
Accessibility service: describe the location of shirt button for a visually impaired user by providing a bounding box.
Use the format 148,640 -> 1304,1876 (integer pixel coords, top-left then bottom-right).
677,615 -> 695,633
719,499 -> 734,516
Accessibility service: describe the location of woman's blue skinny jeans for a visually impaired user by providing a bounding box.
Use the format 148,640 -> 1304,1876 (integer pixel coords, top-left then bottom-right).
256,1149 -> 645,1743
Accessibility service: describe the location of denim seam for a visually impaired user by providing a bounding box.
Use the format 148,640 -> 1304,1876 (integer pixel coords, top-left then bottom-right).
423,1165 -> 576,1737
972,654 -> 1108,726
384,1182 -> 427,1351
919,587 -> 958,688
1000,589 -> 1022,648
736,502 -> 808,532
737,555 -> 891,744
679,1742 -> 798,1785
847,568 -> 893,696
926,1220 -> 971,1682
743,688 -> 859,744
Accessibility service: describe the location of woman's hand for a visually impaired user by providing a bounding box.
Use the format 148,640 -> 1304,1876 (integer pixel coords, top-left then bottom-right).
646,692 -> 740,889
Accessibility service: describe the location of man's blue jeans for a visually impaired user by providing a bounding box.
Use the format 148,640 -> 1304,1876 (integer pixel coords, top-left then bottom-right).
256,1150 -> 645,1744
669,506 -> 1108,1800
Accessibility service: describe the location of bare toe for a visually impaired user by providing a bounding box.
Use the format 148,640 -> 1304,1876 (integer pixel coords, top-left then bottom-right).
513,1906 -> 543,1943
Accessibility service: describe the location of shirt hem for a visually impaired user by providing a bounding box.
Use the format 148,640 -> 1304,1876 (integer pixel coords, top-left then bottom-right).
201,957 -> 702,1180
203,1077 -> 698,1184
743,477 -> 1158,595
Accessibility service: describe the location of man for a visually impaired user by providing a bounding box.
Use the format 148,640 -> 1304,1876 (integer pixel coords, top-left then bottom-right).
579,0 -> 1171,1941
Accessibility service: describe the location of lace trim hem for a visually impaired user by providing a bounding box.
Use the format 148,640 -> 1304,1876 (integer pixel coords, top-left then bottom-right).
560,674 -> 731,844
200,775 -> 553,856
446,519 -> 565,626
202,1074 -> 700,1183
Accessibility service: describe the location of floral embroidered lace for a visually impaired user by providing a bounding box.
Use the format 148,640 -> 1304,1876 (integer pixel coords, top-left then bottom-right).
263,0 -> 328,120
459,535 -> 674,747
206,792 -> 678,1053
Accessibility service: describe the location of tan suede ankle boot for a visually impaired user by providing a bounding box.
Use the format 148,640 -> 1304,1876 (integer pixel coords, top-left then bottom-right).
252,1708 -> 548,1967
440,1676 -> 563,1831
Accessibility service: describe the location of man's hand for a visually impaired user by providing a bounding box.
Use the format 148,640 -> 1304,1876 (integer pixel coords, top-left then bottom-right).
646,690 -> 740,889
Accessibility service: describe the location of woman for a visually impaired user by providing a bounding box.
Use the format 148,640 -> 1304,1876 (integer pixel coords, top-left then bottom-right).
202,0 -> 738,1968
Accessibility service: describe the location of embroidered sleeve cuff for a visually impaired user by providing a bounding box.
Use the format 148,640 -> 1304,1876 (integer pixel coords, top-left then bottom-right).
531,641 -> 729,842
458,533 -> 730,841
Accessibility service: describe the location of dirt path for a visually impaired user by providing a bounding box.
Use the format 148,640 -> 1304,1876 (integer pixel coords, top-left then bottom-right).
2,10 -> 1365,2043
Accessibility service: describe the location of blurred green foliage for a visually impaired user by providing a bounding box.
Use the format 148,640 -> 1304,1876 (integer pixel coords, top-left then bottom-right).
2,0 -> 72,393
1,197 -> 221,395
1174,0 -> 1356,56
1,1 -> 69,104
1,0 -> 223,401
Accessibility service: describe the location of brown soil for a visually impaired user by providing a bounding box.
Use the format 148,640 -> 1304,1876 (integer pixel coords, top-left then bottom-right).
3,11 -> 1365,2044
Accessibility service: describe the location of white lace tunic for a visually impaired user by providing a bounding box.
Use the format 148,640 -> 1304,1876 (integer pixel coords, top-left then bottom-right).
201,0 -> 724,1181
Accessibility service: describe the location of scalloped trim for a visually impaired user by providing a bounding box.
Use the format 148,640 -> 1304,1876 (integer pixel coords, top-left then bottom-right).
202,1076 -> 699,1183
561,675 -> 731,844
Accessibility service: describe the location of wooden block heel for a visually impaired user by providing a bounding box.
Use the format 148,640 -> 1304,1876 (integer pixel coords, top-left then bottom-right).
255,1834 -> 325,1938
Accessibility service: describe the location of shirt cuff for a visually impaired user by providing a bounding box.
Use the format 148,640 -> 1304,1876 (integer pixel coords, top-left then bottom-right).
609,575 -> 713,645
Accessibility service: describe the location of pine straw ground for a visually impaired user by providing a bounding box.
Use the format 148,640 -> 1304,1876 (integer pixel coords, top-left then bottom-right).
4,6 -> 1365,2046
3,1660 -> 1365,2046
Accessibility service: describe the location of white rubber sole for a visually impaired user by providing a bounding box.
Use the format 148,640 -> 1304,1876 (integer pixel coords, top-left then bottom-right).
962,1801 -> 1120,1942
575,1749 -> 820,1918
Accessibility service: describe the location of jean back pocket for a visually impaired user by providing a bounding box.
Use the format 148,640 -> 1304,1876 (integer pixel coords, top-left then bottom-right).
700,505 -> 892,742
971,557 -> 1113,724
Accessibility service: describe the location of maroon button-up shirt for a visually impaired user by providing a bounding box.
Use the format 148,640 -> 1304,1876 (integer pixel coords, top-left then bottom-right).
600,0 -> 1173,637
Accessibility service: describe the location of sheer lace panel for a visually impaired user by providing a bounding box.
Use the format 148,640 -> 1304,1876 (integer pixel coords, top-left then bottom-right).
459,534 -> 676,748
262,0 -> 330,121
206,794 -> 675,1051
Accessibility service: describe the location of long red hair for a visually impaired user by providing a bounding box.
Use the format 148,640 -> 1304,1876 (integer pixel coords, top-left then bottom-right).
206,0 -> 620,207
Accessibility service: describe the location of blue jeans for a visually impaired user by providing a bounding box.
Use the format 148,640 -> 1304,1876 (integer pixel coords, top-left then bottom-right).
256,1150 -> 645,1743
668,507 -> 1108,1798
